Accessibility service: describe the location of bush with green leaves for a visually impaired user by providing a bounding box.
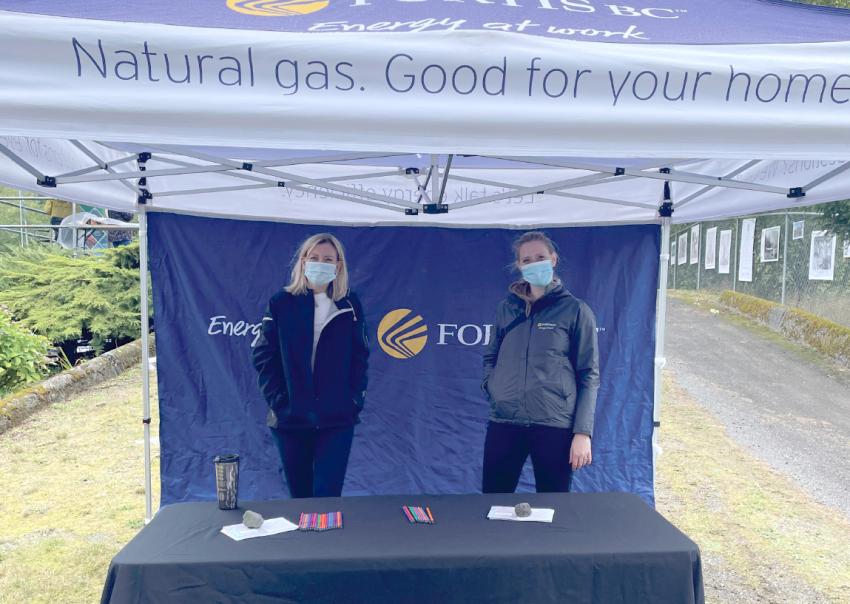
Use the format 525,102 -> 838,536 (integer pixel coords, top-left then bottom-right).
0,306 -> 50,393
0,243 -> 147,350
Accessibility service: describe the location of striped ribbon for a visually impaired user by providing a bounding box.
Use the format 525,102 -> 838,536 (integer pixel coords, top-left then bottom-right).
402,506 -> 435,524
298,511 -> 343,531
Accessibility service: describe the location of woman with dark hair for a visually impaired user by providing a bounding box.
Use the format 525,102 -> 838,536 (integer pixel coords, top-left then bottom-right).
252,233 -> 369,498
482,231 -> 600,493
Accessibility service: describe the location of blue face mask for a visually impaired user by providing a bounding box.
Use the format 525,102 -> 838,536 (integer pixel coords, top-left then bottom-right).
304,261 -> 337,287
520,260 -> 554,288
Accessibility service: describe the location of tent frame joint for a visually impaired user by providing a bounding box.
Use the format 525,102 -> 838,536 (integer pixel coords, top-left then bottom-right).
615,167 -> 626,176
404,167 -> 420,175
242,162 -> 253,171
404,208 -> 419,216
422,203 -> 449,214
787,187 -> 805,199
659,201 -> 674,217
37,175 -> 56,188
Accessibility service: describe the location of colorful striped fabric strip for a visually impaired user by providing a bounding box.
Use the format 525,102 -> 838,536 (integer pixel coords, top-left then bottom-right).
402,506 -> 435,524
298,512 -> 343,531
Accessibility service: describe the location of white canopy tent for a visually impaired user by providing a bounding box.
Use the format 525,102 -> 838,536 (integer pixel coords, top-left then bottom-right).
2,0 -> 850,519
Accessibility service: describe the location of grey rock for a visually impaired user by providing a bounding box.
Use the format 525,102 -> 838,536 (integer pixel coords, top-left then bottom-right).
243,510 -> 264,529
514,503 -> 532,518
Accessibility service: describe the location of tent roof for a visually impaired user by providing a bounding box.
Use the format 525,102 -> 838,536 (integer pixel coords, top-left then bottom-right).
3,0 -> 850,44
1,1 -> 849,226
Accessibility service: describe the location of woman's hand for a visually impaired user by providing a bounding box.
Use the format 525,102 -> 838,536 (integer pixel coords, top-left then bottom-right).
569,433 -> 592,471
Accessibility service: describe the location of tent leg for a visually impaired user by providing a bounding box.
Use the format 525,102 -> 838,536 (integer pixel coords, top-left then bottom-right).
781,211 -> 788,305
653,216 -> 672,495
139,204 -> 153,524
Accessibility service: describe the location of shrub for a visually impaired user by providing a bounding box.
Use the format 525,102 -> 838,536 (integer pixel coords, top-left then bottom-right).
0,243 -> 147,351
0,307 -> 49,394
720,290 -> 850,365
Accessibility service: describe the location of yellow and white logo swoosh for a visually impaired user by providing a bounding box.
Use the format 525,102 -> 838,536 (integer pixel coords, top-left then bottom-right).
227,0 -> 329,17
377,309 -> 428,359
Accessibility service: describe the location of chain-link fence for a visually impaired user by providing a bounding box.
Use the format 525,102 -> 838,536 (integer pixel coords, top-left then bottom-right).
669,203 -> 850,327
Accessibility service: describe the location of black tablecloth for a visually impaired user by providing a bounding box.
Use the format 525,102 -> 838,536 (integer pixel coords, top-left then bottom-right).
101,492 -> 704,604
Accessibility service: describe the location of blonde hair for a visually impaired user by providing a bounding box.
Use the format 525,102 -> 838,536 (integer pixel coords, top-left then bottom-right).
285,233 -> 350,301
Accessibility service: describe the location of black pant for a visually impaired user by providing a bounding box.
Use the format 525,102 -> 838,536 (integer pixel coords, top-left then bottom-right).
482,421 -> 575,493
50,216 -> 62,241
270,425 -> 354,498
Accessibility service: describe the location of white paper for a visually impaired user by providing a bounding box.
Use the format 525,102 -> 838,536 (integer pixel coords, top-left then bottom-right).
809,230 -> 836,281
689,225 -> 700,265
221,516 -> 299,541
718,229 -> 732,274
487,506 -> 554,523
738,218 -> 756,282
704,227 -> 717,270
677,233 -> 688,265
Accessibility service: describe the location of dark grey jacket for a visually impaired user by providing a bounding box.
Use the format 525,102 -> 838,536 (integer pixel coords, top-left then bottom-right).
483,281 -> 600,434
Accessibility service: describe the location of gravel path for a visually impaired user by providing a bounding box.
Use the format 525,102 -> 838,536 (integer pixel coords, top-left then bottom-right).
665,297 -> 850,519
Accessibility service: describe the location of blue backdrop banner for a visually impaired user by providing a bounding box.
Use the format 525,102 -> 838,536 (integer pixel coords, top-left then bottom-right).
148,213 -> 659,506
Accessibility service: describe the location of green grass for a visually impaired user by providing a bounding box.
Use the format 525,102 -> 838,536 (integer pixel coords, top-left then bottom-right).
656,376 -> 850,603
2,362 -> 849,602
0,368 -> 159,604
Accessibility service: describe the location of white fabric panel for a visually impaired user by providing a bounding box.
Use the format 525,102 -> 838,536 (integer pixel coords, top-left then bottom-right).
670,159 -> 850,224
3,10 -> 850,158
0,136 -> 135,210
3,138 -> 850,226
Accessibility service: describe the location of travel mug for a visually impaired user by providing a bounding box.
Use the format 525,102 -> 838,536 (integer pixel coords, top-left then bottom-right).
213,454 -> 239,510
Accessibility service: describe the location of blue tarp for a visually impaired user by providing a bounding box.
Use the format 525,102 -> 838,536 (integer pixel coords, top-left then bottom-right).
149,213 -> 659,505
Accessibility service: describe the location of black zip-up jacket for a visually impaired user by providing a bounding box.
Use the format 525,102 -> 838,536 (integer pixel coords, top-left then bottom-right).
483,281 -> 600,434
252,289 -> 369,430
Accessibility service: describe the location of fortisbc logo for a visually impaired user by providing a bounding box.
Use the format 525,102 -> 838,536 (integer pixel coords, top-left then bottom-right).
227,0 -> 329,17
377,309 -> 428,359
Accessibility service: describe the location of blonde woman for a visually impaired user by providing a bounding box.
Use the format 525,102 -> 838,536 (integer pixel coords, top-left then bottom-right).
482,231 -> 599,493
253,234 -> 369,498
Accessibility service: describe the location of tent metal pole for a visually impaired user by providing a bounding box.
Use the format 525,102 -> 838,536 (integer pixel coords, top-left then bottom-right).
431,155 -> 439,206
438,154 -> 453,205
18,191 -> 26,246
448,172 -> 658,210
0,143 -> 45,180
69,140 -> 140,194
672,229 -> 677,289
450,172 -> 615,210
148,146 -> 421,210
653,207 -> 672,491
733,219 -> 739,290
139,203 -> 153,523
801,160 -> 850,192
72,202 -> 78,257
696,225 -> 701,290
781,211 -> 789,306
675,160 -> 762,209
